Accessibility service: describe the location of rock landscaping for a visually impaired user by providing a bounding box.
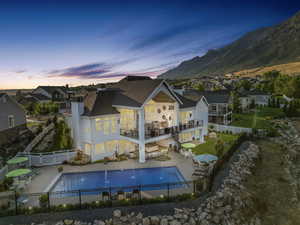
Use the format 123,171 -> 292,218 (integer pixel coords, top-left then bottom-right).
17,141 -> 261,225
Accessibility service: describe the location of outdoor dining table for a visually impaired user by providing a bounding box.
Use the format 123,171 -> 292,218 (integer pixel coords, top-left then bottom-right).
7,157 -> 28,165
5,168 -> 32,178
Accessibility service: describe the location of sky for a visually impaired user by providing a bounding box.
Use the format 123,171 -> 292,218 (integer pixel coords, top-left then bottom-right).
1,0 -> 300,89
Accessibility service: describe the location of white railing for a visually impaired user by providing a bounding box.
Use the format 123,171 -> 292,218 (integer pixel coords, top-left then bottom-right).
24,123 -> 55,153
0,165 -> 8,181
208,123 -> 252,134
18,150 -> 76,167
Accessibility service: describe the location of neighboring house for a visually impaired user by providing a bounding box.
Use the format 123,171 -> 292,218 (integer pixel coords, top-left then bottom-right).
0,93 -> 27,145
18,93 -> 51,105
241,90 -> 271,106
32,86 -> 69,101
66,76 -> 208,163
183,90 -> 232,125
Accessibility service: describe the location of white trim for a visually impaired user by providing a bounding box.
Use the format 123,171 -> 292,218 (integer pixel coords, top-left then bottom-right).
141,81 -> 183,108
112,105 -> 141,110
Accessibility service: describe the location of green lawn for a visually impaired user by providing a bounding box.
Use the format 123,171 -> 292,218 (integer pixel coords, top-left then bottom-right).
231,107 -> 285,129
192,133 -> 239,156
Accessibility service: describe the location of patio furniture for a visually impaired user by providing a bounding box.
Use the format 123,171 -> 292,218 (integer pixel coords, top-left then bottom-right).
17,196 -> 29,205
7,157 -> 28,165
6,168 -> 32,178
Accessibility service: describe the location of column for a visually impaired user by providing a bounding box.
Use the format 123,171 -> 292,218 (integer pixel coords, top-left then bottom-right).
138,108 -> 146,163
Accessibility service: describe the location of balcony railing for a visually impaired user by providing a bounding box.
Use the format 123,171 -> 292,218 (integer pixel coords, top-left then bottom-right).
145,120 -> 203,139
120,129 -> 139,139
120,120 -> 203,140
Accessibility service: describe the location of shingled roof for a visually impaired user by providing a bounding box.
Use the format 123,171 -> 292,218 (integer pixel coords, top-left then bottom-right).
37,86 -> 67,95
111,78 -> 164,107
174,93 -> 197,109
82,90 -> 120,116
184,90 -> 231,104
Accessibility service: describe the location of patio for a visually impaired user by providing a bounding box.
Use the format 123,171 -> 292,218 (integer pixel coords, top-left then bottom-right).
24,151 -> 195,194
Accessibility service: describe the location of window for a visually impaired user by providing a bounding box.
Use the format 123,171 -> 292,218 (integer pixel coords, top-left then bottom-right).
103,120 -> 110,135
8,115 -> 14,128
169,105 -> 174,110
111,119 -> 117,134
95,118 -> 103,131
84,144 -> 92,155
95,143 -> 105,154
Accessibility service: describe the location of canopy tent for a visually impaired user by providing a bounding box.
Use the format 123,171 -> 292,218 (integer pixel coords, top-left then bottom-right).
5,169 -> 32,178
181,143 -> 196,149
194,154 -> 218,163
7,157 -> 28,165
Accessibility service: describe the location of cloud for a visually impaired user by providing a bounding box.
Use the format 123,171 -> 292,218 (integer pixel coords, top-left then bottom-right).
15,69 -> 27,74
47,58 -> 140,79
130,23 -> 201,51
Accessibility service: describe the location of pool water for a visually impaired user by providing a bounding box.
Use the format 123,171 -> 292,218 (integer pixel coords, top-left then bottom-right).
50,166 -> 186,194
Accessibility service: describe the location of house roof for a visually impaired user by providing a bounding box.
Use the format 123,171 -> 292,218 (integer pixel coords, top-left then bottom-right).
111,78 -> 164,107
174,93 -> 197,109
30,93 -> 51,101
80,76 -> 186,116
37,86 -> 67,95
242,90 -> 269,96
82,90 -> 120,116
184,90 -> 231,104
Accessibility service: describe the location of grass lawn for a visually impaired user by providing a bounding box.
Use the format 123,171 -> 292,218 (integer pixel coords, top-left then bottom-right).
231,107 -> 285,129
192,133 -> 239,156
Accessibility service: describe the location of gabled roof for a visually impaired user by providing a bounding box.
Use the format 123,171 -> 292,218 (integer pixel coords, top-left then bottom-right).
29,93 -> 51,101
174,93 -> 197,109
112,78 -> 165,107
37,86 -> 67,95
82,90 -> 120,116
184,90 -> 231,104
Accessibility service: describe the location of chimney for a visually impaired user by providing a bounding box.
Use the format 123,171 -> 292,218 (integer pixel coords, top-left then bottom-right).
71,96 -> 84,149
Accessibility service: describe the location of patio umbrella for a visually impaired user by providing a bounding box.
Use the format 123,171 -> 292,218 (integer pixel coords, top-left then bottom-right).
7,157 -> 28,165
6,169 -> 31,178
194,154 -> 218,163
181,143 -> 196,149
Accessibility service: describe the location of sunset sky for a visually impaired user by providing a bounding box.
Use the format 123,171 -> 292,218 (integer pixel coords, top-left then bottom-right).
1,0 -> 300,89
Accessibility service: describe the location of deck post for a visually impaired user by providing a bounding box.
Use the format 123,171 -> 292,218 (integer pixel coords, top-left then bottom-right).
78,190 -> 82,208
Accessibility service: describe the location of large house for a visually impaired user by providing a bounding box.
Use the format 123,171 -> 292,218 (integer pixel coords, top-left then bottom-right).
0,93 -> 27,145
183,90 -> 232,125
32,86 -> 69,101
66,76 -> 209,163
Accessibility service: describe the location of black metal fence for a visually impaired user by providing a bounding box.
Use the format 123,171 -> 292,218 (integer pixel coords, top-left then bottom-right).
0,180 -> 203,217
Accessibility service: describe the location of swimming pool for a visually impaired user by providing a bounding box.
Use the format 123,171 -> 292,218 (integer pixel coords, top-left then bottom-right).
50,166 -> 186,194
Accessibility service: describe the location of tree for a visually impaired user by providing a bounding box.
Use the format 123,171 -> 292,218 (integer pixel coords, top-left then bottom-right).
215,139 -> 225,159
250,99 -> 256,109
232,92 -> 241,113
193,82 -> 205,91
276,98 -> 280,108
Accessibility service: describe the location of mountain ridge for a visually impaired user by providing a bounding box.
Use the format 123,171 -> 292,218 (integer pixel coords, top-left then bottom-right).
159,10 -> 300,79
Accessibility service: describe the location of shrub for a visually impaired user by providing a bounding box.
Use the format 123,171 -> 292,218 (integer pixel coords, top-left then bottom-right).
39,194 -> 48,208
58,166 -> 63,173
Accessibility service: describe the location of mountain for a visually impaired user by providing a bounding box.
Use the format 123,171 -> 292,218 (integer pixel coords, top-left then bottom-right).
159,11 -> 300,79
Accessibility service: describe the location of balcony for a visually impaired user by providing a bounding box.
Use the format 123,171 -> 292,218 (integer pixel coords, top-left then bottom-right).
120,120 -> 203,140
120,129 -> 139,139
145,120 -> 203,139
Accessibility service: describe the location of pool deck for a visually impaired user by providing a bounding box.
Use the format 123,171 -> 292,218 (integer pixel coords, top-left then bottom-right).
25,152 -> 195,193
